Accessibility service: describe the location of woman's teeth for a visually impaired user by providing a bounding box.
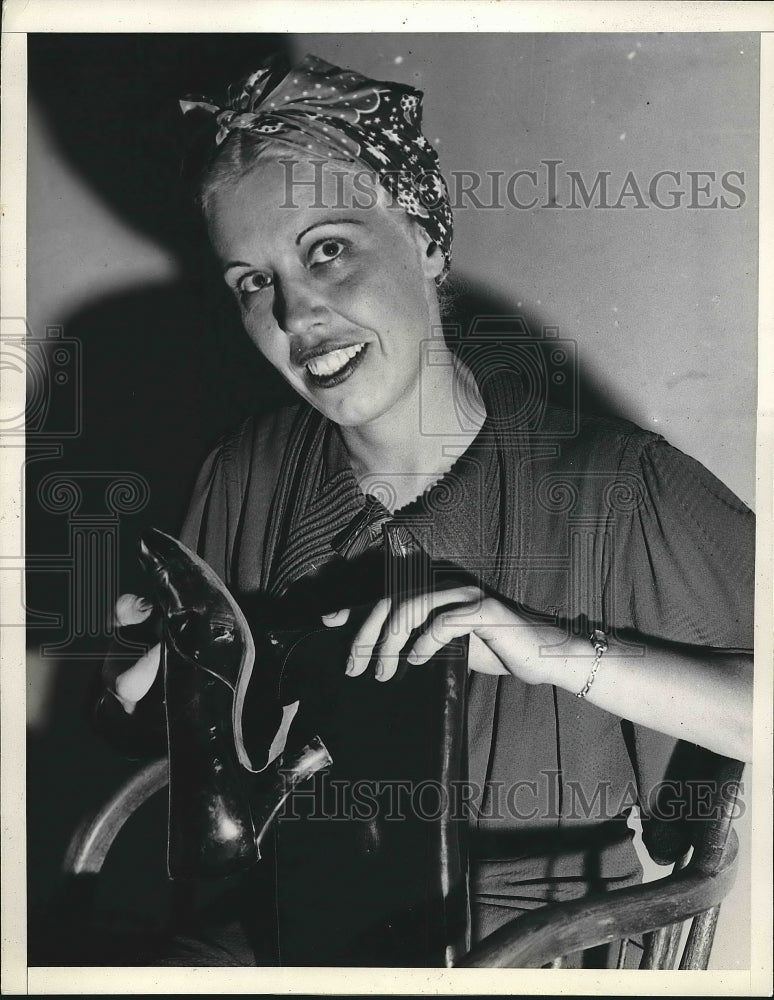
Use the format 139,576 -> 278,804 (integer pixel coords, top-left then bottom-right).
306,343 -> 365,377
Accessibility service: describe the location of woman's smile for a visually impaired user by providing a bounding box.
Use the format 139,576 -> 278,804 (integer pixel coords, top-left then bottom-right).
302,341 -> 369,386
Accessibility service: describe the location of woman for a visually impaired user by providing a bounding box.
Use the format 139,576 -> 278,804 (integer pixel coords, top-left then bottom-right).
100,54 -> 754,967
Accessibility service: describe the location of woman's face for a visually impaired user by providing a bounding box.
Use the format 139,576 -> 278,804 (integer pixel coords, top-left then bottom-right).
205,154 -> 444,429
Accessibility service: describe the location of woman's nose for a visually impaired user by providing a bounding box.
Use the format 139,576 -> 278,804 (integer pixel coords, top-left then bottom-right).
273,276 -> 328,336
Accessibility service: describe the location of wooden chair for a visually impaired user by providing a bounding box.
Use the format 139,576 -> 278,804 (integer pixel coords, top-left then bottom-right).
58,752 -> 744,969
459,754 -> 744,970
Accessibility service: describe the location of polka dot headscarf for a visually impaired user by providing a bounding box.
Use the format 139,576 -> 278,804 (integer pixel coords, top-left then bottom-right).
180,53 -> 454,280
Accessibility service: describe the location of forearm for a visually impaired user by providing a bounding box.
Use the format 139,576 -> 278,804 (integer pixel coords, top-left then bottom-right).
343,587 -> 755,764
546,633 -> 754,763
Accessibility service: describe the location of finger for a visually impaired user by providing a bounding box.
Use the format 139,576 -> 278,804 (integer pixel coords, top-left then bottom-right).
115,593 -> 154,627
347,598 -> 392,677
406,610 -> 477,665
406,599 -> 506,668
375,592 -> 435,681
321,608 -> 351,627
406,627 -> 507,675
113,643 -> 161,704
377,586 -> 483,681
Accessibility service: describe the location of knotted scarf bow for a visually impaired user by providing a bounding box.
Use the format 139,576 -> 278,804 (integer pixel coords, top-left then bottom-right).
180,53 -> 453,279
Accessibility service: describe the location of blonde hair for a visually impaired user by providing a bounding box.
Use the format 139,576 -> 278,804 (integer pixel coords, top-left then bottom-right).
196,132 -> 456,314
196,132 -> 347,216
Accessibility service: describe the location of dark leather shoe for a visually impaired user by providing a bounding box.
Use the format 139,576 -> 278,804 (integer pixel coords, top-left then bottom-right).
139,527 -> 263,770
139,528 -> 259,879
138,528 -> 331,880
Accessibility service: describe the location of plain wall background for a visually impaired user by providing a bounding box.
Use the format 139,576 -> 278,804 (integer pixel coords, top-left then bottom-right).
28,34 -> 759,507
26,33 -> 757,969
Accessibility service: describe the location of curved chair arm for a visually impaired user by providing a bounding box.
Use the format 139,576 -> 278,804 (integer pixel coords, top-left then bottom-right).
61,740 -> 333,879
459,754 -> 745,969
63,749 -> 744,970
63,757 -> 169,876
457,827 -> 738,968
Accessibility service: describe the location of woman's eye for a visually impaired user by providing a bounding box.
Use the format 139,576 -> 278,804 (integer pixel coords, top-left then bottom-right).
237,272 -> 272,297
308,238 -> 346,267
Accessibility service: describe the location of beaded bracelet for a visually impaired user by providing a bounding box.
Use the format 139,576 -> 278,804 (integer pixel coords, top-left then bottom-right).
576,628 -> 608,699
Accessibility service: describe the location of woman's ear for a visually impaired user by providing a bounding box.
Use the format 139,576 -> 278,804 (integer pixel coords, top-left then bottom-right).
400,211 -> 444,281
418,234 -> 444,281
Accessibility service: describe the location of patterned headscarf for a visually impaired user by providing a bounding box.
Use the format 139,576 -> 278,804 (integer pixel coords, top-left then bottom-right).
180,53 -> 453,279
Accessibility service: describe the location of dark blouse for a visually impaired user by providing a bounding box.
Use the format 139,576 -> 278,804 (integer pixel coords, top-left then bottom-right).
177,371 -> 754,940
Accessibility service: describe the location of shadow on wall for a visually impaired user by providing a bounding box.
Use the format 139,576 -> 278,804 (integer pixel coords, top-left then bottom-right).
26,32 -> 297,938
26,34 -> 627,950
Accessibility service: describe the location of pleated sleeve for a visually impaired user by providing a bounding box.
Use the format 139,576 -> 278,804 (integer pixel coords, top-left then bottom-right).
604,433 -> 754,649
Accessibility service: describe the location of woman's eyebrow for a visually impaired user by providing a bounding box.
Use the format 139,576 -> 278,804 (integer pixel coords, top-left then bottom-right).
295,218 -> 365,244
222,218 -> 366,275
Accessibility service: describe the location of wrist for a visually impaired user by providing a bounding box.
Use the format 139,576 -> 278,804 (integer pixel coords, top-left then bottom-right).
546,631 -> 606,694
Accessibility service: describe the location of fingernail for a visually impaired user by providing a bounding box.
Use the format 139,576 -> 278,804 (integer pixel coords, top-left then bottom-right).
345,655 -> 355,676
375,661 -> 384,679
407,651 -> 419,665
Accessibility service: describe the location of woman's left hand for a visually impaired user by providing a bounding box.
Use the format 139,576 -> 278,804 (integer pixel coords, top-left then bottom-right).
321,586 -> 562,686
321,586 -> 754,762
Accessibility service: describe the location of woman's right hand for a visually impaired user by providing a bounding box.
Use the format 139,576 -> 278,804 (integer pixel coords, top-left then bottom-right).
103,594 -> 161,714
